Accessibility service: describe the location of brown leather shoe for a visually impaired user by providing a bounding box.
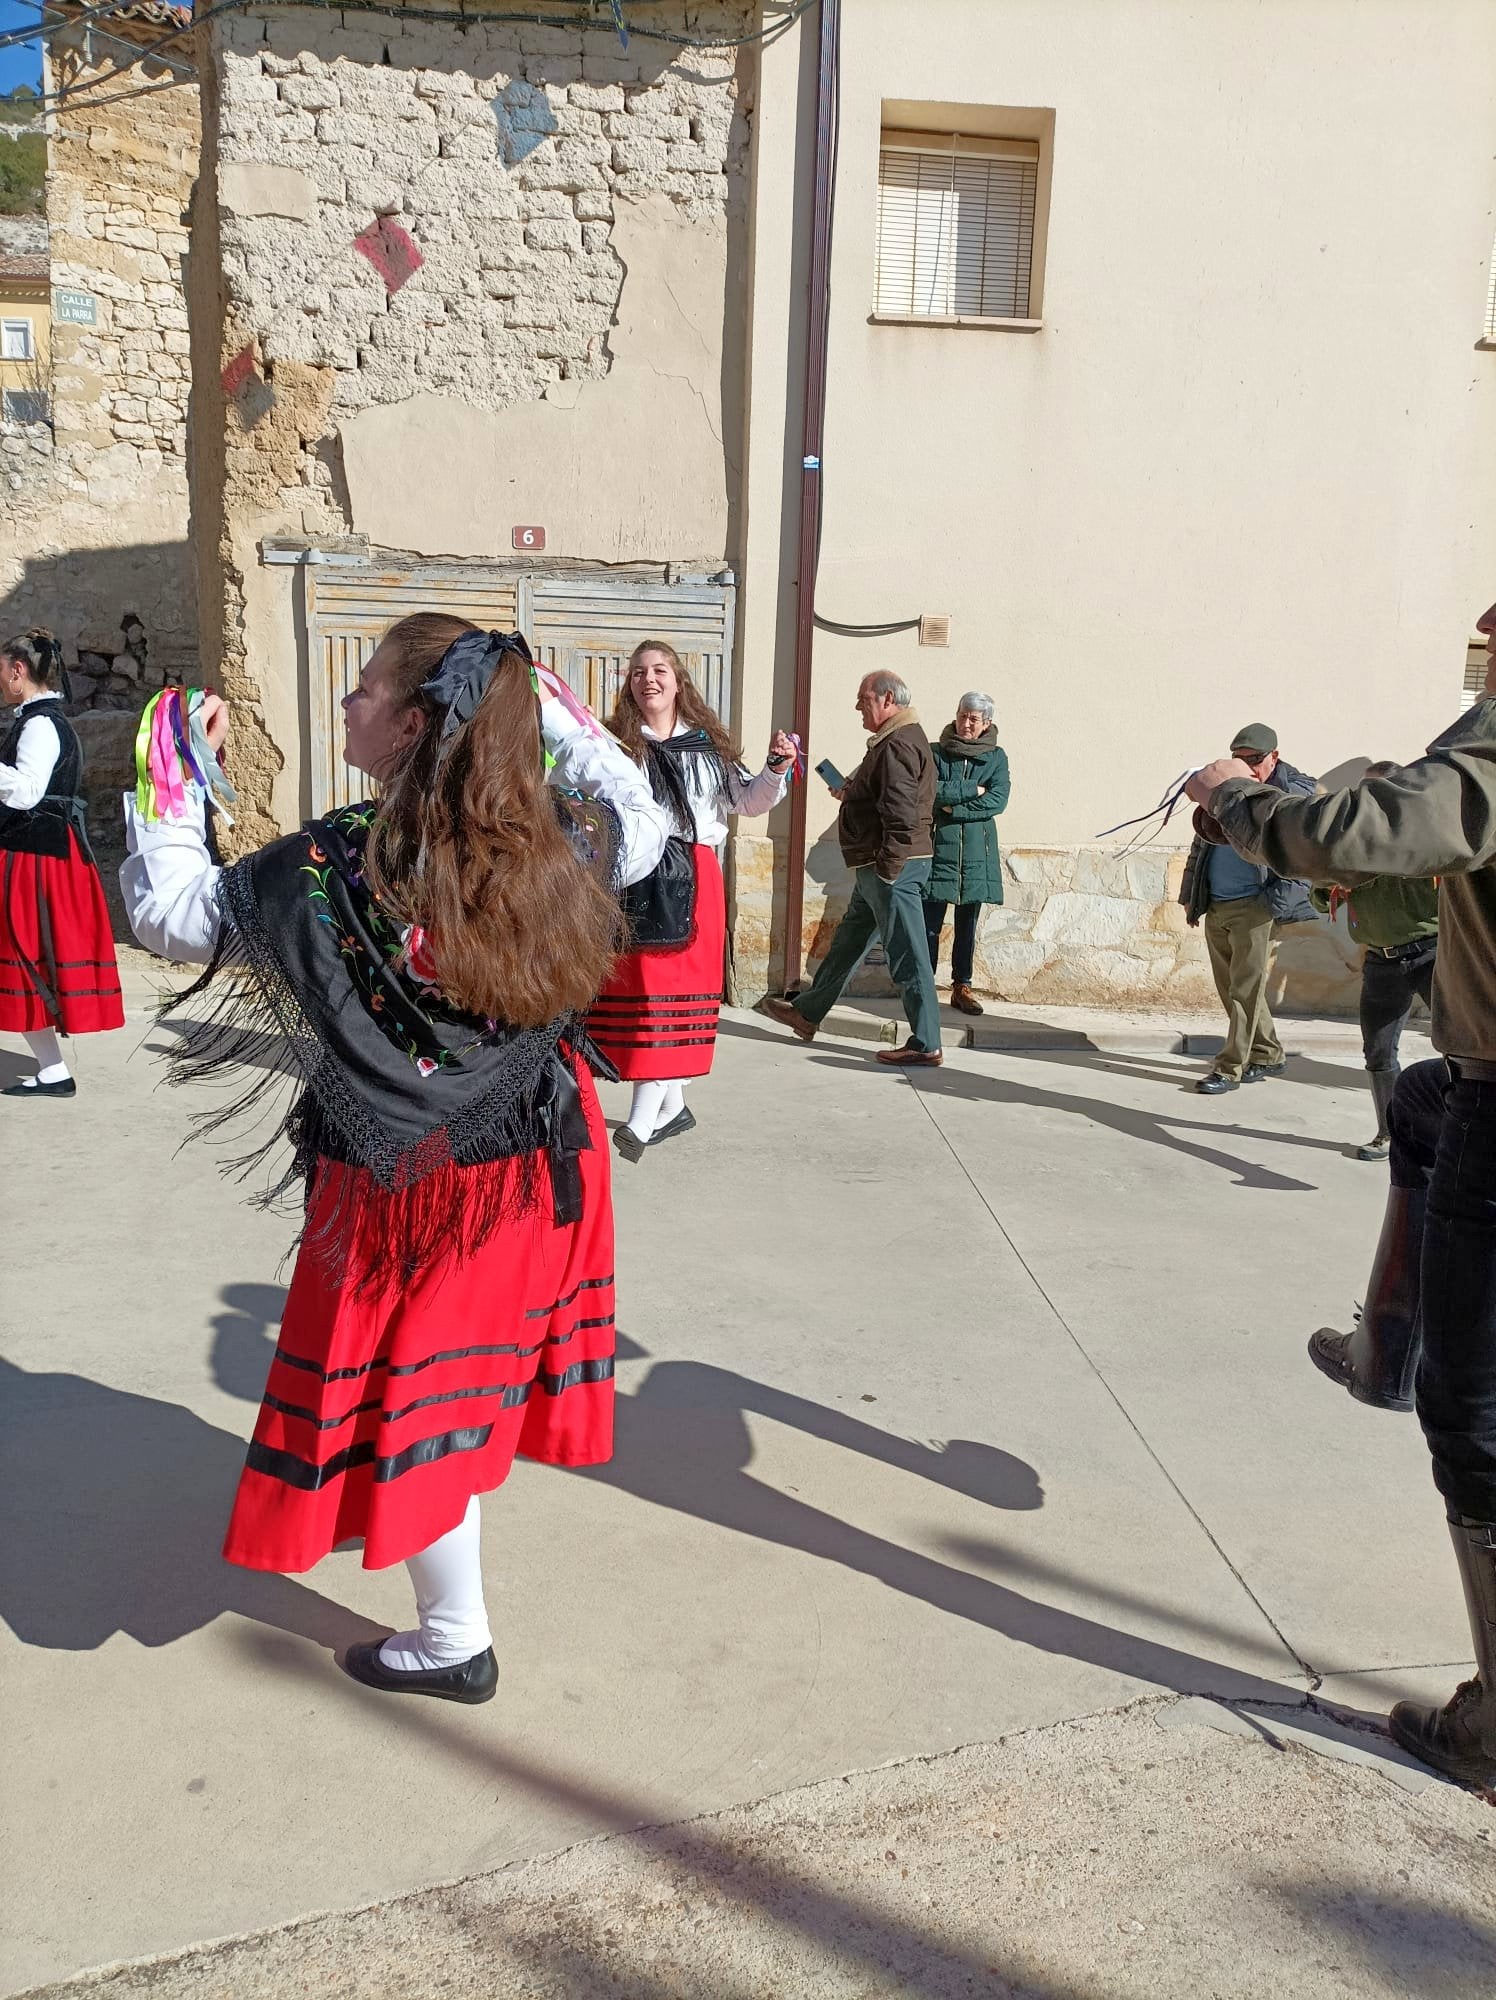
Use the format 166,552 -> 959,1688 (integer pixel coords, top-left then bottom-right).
951,984 -> 984,1016
758,995 -> 816,1042
876,1041 -> 943,1067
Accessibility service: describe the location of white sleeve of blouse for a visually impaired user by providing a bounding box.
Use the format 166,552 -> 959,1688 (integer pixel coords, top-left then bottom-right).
0,714 -> 62,810
119,795 -> 226,964
723,758 -> 790,821
541,698 -> 670,888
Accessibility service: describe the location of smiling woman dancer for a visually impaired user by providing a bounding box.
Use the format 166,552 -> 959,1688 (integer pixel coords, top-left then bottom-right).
591,639 -> 794,1161
122,618 -> 667,1704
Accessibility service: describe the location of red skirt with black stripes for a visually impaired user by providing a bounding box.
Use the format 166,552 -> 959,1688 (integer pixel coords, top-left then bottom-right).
222,1067 -> 616,1575
586,843 -> 724,1080
0,835 -> 124,1034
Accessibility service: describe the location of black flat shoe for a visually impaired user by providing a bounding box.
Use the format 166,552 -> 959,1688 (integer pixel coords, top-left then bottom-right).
1195,1073 -> 1238,1095
647,1107 -> 697,1146
2,1075 -> 76,1098
612,1125 -> 646,1164
341,1641 -> 498,1704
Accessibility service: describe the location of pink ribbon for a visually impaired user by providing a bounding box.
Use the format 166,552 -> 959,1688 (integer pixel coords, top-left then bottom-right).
150,692 -> 188,820
534,663 -> 609,740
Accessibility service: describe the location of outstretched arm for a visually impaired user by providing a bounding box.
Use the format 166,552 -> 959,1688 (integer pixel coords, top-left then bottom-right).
540,691 -> 669,888
1202,750 -> 1496,886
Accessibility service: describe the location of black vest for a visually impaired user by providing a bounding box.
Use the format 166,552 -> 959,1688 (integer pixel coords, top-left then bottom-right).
0,699 -> 91,861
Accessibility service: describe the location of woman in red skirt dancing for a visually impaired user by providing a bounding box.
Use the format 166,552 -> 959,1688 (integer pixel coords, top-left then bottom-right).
592,639 -> 794,1161
122,617 -> 667,1703
0,628 -> 124,1098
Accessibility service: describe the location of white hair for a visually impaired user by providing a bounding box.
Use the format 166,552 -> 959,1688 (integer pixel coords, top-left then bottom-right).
865,670 -> 911,706
958,691 -> 994,721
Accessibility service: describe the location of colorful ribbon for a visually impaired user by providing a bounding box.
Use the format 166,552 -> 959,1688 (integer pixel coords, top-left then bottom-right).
134,687 -> 236,825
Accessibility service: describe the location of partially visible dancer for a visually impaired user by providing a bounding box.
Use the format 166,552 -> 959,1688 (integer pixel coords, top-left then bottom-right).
0,628 -> 123,1098
1180,722 -> 1317,1095
1309,1057 -> 1446,1411
1187,599 -> 1496,1787
591,639 -> 793,1162
924,691 -> 1010,1017
1310,777 -> 1438,1160
123,617 -> 668,1704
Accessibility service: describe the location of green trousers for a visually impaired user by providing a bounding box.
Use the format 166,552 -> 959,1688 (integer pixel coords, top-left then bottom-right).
795,859 -> 943,1054
1203,893 -> 1283,1079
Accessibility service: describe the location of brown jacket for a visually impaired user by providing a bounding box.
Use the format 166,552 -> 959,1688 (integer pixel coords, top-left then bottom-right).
837,708 -> 935,881
1210,698 -> 1496,1063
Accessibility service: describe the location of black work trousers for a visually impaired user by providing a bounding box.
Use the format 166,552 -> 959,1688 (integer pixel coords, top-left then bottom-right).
1360,937 -> 1436,1074
1414,1065 -> 1496,1525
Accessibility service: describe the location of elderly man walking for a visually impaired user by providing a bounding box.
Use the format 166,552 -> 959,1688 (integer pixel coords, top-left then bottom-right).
761,671 -> 943,1067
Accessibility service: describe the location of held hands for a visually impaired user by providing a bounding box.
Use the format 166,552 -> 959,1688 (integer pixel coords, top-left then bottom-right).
199,690 -> 230,754
1185,757 -> 1255,807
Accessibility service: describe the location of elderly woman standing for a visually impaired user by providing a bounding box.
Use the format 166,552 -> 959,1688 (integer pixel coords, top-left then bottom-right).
923,692 -> 1010,1016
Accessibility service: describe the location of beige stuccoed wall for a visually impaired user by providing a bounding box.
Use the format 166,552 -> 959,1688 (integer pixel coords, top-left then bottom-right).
733,0 -> 1496,1010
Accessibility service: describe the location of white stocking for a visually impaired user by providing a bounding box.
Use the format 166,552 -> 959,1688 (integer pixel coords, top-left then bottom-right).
378,1495 -> 492,1671
626,1078 -> 670,1143
658,1080 -> 686,1125
20,1027 -> 70,1086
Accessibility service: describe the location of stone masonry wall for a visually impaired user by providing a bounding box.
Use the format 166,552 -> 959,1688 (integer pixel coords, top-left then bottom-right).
728,832 -> 1364,1016
0,36 -> 200,704
200,0 -> 754,843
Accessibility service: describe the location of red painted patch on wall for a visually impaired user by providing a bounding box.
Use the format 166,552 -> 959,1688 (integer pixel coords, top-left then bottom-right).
354,217 -> 425,295
220,343 -> 257,396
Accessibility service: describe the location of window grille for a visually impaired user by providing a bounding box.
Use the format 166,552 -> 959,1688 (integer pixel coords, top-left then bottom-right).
875,136 -> 1038,321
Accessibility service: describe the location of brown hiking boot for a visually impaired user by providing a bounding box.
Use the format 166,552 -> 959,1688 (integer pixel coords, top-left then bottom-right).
951,984 -> 984,1016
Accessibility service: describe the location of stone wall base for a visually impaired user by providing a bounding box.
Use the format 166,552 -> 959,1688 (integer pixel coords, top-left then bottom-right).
727,836 -> 1363,1017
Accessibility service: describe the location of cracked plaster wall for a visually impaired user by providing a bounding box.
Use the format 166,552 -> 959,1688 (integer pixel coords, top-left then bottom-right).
201,4 -> 753,833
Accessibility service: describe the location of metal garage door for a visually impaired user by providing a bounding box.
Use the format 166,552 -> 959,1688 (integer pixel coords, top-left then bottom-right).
303,561 -> 734,816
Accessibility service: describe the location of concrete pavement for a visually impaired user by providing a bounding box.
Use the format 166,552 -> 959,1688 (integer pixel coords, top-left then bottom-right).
3,1000 -> 1490,1994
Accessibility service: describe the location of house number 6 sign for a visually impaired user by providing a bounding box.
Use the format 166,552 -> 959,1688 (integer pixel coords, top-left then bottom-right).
512,525 -> 546,551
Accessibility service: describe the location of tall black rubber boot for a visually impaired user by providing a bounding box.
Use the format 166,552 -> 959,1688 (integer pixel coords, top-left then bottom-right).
1389,1518 -> 1496,1787
1307,1185 -> 1424,1411
1357,1066 -> 1399,1161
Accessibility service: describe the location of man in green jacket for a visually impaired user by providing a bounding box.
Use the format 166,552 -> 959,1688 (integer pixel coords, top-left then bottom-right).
1309,779 -> 1439,1160
1185,599 -> 1496,1788
762,670 -> 943,1066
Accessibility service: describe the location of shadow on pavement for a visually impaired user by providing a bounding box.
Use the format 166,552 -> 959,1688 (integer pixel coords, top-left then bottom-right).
0,1355 -> 385,1654
11,1284 -> 1375,1766
243,1625 -> 1103,2000
805,1047 -> 1322,1193
1273,1886 -> 1496,1995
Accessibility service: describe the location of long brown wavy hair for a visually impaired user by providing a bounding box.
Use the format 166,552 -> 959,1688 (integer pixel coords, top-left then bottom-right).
364,614 -> 621,1027
606,639 -> 739,764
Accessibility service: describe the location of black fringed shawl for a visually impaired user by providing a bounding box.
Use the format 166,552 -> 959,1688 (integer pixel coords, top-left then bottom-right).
161,794 -> 621,1289
643,728 -> 739,834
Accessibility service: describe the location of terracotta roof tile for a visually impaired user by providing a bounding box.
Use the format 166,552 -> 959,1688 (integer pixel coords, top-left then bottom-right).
0,252 -> 50,284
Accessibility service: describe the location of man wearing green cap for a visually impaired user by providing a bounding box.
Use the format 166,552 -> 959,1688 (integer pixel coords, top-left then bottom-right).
1179,724 -> 1318,1094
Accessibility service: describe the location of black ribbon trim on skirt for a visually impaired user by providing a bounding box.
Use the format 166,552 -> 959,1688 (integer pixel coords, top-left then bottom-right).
525,1274 -> 616,1319
245,1359 -> 616,1489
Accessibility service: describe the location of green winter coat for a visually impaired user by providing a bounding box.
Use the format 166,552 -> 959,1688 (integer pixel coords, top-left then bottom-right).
926,724 -> 1010,905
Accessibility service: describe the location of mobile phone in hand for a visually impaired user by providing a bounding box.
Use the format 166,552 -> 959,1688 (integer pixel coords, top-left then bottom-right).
815,758 -> 845,791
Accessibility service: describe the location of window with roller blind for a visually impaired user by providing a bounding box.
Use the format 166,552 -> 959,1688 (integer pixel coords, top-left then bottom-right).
874,132 -> 1040,324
